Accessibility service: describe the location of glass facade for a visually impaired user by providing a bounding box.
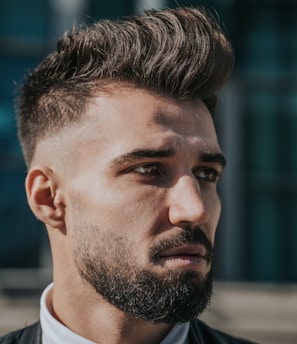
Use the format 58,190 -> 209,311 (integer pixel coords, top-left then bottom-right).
1,0 -> 297,282
238,1 -> 297,281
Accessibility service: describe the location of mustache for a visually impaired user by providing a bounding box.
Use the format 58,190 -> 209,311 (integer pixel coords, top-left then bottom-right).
149,227 -> 214,264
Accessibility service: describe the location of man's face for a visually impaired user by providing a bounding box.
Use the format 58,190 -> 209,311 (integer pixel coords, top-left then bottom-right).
56,87 -> 224,323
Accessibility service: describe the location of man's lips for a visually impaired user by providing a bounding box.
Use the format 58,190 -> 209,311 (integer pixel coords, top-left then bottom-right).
150,228 -> 214,268
154,243 -> 210,271
158,244 -> 207,259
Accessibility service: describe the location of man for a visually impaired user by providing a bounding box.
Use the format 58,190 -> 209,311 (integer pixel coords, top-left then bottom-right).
0,6 -> 255,344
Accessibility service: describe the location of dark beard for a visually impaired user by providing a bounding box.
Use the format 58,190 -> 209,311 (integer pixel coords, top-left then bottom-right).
76,227 -> 214,324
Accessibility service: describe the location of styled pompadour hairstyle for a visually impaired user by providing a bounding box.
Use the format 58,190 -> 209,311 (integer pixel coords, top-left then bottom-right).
16,7 -> 234,166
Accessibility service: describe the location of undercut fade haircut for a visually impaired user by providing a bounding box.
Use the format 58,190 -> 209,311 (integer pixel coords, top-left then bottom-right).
16,7 -> 234,166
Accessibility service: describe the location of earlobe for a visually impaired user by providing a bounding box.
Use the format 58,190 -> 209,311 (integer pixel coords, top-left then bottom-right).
26,166 -> 65,230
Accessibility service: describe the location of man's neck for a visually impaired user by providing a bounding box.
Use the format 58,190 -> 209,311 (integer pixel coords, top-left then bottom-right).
50,281 -> 173,344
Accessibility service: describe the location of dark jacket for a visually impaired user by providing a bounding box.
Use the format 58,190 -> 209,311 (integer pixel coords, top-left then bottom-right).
0,320 -> 256,343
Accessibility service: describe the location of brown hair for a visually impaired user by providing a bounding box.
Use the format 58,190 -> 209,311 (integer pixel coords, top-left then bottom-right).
16,7 -> 234,166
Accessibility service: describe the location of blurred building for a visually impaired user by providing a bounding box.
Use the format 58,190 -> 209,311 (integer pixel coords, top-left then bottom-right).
0,0 -> 297,283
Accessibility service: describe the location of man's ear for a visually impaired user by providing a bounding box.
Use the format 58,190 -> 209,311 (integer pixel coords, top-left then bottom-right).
25,166 -> 65,230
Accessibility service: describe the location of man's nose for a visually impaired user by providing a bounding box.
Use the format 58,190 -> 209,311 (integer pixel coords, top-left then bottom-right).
168,175 -> 209,226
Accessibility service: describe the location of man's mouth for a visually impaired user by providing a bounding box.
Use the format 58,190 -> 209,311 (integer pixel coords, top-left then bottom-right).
149,227 -> 214,271
159,244 -> 207,258
156,244 -> 211,270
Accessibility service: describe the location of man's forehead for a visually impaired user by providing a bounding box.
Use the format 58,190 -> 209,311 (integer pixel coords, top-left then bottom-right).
88,87 -> 214,130
32,88 -> 219,166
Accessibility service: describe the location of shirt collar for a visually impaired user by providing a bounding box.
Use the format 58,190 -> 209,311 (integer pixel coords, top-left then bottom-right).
160,322 -> 190,344
40,283 -> 190,344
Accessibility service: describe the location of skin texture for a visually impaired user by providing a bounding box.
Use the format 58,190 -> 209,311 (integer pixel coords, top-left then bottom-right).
26,86 -> 225,344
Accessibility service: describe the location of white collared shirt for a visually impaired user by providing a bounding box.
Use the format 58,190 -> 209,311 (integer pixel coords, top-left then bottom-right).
40,283 -> 189,344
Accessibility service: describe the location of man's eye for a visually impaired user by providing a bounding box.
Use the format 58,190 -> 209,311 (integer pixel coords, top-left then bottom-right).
195,168 -> 221,183
132,164 -> 163,177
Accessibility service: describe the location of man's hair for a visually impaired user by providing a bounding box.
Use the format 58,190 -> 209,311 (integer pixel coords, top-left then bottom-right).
16,7 -> 234,166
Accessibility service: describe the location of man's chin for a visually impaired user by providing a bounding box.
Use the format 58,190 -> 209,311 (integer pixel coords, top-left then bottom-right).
147,269 -> 214,323
154,263 -> 211,284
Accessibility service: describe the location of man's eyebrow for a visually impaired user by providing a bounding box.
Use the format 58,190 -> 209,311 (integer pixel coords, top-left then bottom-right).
201,152 -> 227,167
109,148 -> 176,168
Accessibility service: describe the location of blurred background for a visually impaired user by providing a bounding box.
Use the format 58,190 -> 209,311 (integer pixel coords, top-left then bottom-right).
0,0 -> 297,343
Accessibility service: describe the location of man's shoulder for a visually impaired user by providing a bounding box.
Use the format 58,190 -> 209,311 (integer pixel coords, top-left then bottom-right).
189,319 -> 258,344
0,322 -> 41,344
0,319 -> 257,344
